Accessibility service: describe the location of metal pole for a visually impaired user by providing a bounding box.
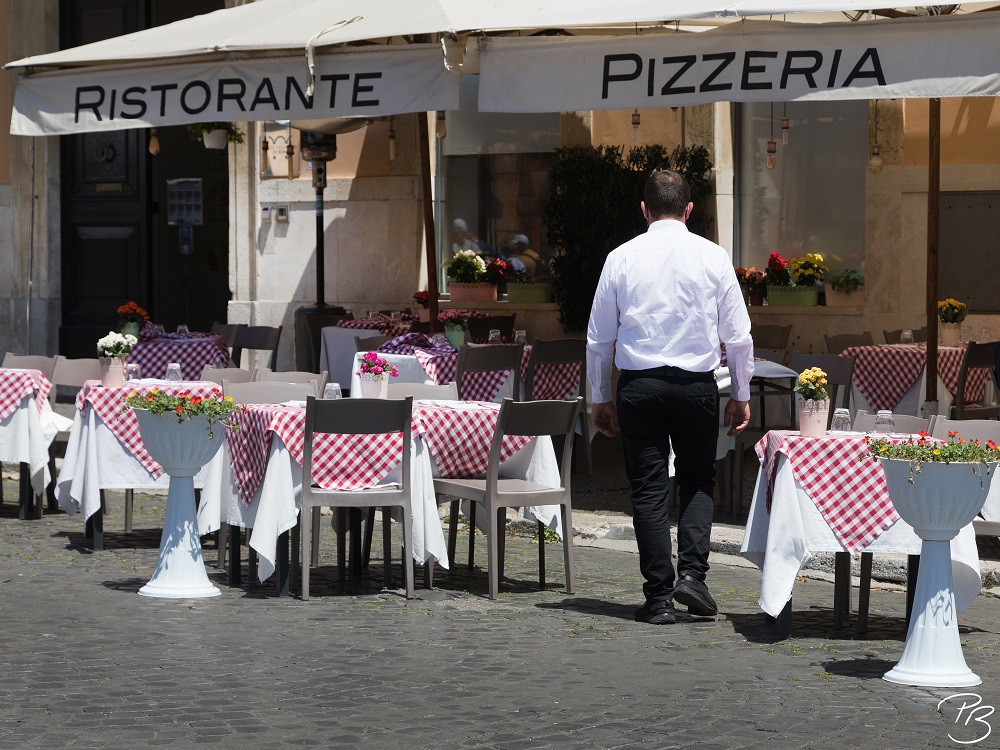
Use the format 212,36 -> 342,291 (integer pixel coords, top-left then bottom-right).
924,98 -> 941,412
313,161 -> 327,307
25,138 -> 36,354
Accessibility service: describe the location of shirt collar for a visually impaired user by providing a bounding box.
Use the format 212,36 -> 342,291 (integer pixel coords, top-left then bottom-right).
647,219 -> 688,233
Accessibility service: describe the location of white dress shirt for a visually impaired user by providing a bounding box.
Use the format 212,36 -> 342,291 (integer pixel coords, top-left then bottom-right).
586,219 -> 754,403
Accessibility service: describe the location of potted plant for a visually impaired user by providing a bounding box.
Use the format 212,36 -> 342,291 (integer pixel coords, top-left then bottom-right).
446,250 -> 495,302
771,252 -> 828,307
412,290 -> 431,322
762,251 -> 800,307
795,366 -> 829,437
97,331 -> 138,387
117,300 -> 149,337
735,266 -> 766,306
187,122 -> 245,149
485,257 -> 508,297
863,430 -> 1000,686
122,387 -> 241,598
506,268 -> 554,303
439,309 -> 469,348
355,350 -> 400,398
825,268 -> 865,308
938,297 -> 968,347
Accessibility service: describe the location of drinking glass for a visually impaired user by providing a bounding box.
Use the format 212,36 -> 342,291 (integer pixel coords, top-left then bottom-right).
961,325 -> 972,344
152,324 -> 165,335
390,311 -> 402,324
176,324 -> 190,336
124,363 -> 142,382
487,329 -> 502,344
367,310 -> 380,321
513,329 -> 527,345
830,408 -> 852,433
981,327 -> 991,342
323,382 -> 343,400
165,362 -> 183,383
874,410 -> 895,434
899,329 -> 914,344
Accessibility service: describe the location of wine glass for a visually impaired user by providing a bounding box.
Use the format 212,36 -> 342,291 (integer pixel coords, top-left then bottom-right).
176,324 -> 190,336
367,310 -> 380,321
323,382 -> 342,400
874,410 -> 895,435
830,408 -> 851,433
124,363 -> 142,382
899,329 -> 914,345
487,329 -> 502,344
165,363 -> 183,383
390,311 -> 402,325
961,325 -> 972,344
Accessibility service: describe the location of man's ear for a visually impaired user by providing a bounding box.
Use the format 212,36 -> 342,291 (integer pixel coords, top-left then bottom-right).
641,201 -> 649,224
684,202 -> 694,221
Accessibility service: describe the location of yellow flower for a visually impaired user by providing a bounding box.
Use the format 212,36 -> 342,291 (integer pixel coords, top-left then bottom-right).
880,445 -> 888,452
933,448 -> 941,455
224,395 -> 233,402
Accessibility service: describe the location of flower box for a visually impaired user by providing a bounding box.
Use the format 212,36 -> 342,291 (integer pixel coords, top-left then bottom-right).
767,286 -> 819,307
448,282 -> 497,303
823,285 -> 865,308
506,282 -> 552,304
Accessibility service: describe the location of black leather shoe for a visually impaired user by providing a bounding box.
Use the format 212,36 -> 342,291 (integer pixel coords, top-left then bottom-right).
673,575 -> 718,617
634,602 -> 676,625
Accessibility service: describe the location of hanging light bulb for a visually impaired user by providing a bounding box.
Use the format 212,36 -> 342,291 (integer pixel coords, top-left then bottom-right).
388,116 -> 396,162
286,138 -> 295,181
260,133 -> 269,175
631,110 -> 640,144
148,128 -> 160,156
436,111 -> 447,139
766,102 -> 777,169
867,100 -> 883,174
781,103 -> 790,145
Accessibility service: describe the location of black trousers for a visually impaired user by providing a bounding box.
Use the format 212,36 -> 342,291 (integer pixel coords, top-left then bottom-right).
617,368 -> 719,607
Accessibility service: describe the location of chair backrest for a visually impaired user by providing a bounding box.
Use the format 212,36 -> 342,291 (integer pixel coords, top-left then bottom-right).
355,335 -> 393,352
386,381 -> 458,400
2,353 -> 60,379
751,323 -> 791,350
201,365 -> 254,385
257,369 -> 328,397
409,320 -> 430,334
456,344 -> 524,402
788,352 -> 855,421
524,338 -> 585,401
223,380 -> 312,404
210,321 -> 242,349
467,314 -> 517,344
824,331 -> 875,354
883,327 -> 928,345
753,347 -> 786,365
296,312 -> 353,372
852,409 -> 931,435
48,357 -> 100,404
232,325 -> 282,370
930,416 -> 1000,445
954,340 -> 1000,420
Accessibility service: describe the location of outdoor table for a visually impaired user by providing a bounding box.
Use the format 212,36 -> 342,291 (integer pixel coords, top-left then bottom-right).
0,368 -> 73,517
55,379 -> 220,548
840,343 -> 992,417
197,399 -> 562,592
740,429 -> 981,636
127,332 -> 230,380
714,359 -> 798,460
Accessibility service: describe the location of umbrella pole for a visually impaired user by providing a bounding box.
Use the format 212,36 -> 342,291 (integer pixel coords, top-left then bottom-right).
419,113 -> 440,333
923,97 -> 941,415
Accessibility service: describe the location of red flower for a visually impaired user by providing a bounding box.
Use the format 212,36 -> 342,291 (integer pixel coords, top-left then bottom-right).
190,396 -> 202,406
174,405 -> 185,414
917,430 -> 930,438
146,395 -> 154,401
988,440 -> 997,450
768,251 -> 788,270
948,430 -> 959,438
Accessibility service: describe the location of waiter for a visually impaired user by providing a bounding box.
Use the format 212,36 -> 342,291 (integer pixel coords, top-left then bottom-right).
586,169 -> 754,625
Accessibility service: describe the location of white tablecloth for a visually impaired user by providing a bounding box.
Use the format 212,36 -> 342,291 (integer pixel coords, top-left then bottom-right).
740,453 -> 981,618
197,405 -> 563,583
319,327 -> 384,392
0,397 -> 72,495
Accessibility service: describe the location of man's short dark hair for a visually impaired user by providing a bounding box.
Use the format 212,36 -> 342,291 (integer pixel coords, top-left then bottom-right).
644,170 -> 691,220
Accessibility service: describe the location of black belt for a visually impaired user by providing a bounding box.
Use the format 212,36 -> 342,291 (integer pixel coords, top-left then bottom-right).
621,365 -> 715,383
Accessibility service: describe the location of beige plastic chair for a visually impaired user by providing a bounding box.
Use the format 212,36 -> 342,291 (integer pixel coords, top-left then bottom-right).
256,369 -> 328,398
231,325 -> 282,370
951,341 -> 1000,420
524,338 -> 591,475
455,344 -> 524,402
851,409 -> 932,435
200,365 -> 254,386
354,335 -> 393,352
824,332 -> 875,355
300,395 -> 414,600
386,381 -> 458,400
222,380 -> 312,404
433,397 -> 581,600
2,353 -> 61,379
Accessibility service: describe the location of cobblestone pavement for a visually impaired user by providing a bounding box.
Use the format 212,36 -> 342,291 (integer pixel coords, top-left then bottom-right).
2,472 -> 1000,750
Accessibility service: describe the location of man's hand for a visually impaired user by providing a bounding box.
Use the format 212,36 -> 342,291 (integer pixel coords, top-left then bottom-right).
592,401 -> 619,438
724,399 -> 751,436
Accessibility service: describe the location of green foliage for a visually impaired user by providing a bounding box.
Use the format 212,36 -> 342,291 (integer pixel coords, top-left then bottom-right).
544,144 -> 714,332
828,268 -> 865,294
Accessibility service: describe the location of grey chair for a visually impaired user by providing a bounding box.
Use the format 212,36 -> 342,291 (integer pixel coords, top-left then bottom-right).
386,381 -> 458,400
884,327 -> 928,344
300,395 -> 414,600
467,314 -> 517,344
2,353 -> 60,379
842,410 -> 932,634
433,397 -> 581,600
456,344 -> 524,402
223,380 -> 312,405
354,335 -> 393,352
45,357 -> 101,518
750,323 -> 791,350
210,321 -> 242,350
409,320 -> 431,334
824,332 -> 875,355
200,365 -> 254,386
231,325 -> 282,371
524,338 -> 591,475
951,341 -> 1000,420
256,369 -> 328,398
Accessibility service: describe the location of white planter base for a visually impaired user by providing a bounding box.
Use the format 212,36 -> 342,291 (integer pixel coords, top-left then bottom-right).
883,538 -> 978,687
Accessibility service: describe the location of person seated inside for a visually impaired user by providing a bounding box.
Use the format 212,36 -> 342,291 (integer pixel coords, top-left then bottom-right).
508,234 -> 547,279
451,218 -> 494,257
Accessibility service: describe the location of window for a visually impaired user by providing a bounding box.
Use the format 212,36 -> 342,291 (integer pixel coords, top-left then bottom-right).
736,101 -> 867,277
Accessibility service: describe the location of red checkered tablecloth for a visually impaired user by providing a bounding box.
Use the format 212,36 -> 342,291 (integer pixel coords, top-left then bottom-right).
76,380 -> 224,477
337,316 -> 410,339
413,402 -> 532,478
841,343 -> 991,412
0,369 -> 52,421
127,334 -> 230,380
755,430 -> 900,552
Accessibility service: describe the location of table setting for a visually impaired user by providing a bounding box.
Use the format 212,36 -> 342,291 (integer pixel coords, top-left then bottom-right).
127,328 -> 231,381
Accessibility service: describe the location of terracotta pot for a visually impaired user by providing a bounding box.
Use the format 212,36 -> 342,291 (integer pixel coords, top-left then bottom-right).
797,397 -> 829,437
940,322 -> 962,347
748,293 -> 765,306
358,373 -> 388,399
448,282 -> 497,303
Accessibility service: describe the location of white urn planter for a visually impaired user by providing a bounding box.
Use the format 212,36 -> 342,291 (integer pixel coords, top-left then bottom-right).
797,397 -> 830,438
99,357 -> 126,388
201,129 -> 229,149
134,410 -> 224,598
358,373 -> 388,399
878,458 -> 997,687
